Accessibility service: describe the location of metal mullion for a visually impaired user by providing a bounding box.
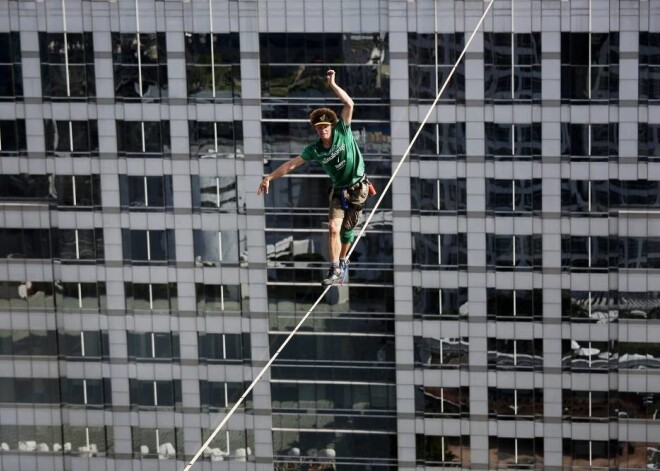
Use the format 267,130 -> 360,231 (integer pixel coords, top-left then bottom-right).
149,283 -> 154,309
146,230 -> 151,261
62,0 -> 71,97
69,121 -> 74,152
78,282 -> 83,308
83,378 -> 88,405
72,176 -> 77,206
216,177 -> 220,208
220,285 -> 225,311
151,332 -> 156,358
218,231 -> 223,262
135,0 -> 143,98
75,229 -> 80,259
143,176 -> 149,207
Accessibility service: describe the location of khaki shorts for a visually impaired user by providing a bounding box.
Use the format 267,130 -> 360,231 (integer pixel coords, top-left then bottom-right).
329,179 -> 370,231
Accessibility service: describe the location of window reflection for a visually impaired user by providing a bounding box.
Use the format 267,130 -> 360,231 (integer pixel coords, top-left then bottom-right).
55,281 -> 106,311
191,176 -> 241,211
618,291 -> 660,320
484,32 -> 541,102
260,33 -> 389,103
53,228 -> 104,263
409,33 -> 465,102
196,283 -> 244,315
198,333 -> 251,363
193,230 -> 242,266
562,389 -> 612,421
415,386 -> 469,418
409,122 -> 466,160
0,120 -> 27,155
561,32 -> 619,102
414,337 -> 469,368
121,229 -> 176,264
119,175 -> 173,210
640,32 -> 660,101
486,234 -> 543,270
485,122 -> 541,160
0,228 -> 52,259
124,282 -> 178,313
411,178 -> 467,212
54,175 -> 101,209
561,236 -> 612,271
129,379 -> 182,409
487,338 -> 543,371
132,427 -> 182,460
562,439 -> 617,469
58,331 -> 109,360
562,339 -> 616,372
486,178 -> 542,213
189,120 -> 243,159
39,33 -> 95,100
185,33 -> 241,101
127,332 -> 180,362
416,434 -> 470,467
116,120 -> 171,156
412,233 -> 467,268
488,388 -> 543,419
200,380 -> 250,411
413,287 -> 468,319
487,289 -> 543,321
561,290 -> 616,323
0,32 -> 23,100
44,120 -> 98,156
488,437 -> 544,469
112,33 -> 168,102
0,330 -> 57,356
0,174 -> 52,200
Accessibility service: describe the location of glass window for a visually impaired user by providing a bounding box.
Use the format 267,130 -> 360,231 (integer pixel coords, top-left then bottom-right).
260,33 -> 389,107
199,380 -> 249,411
116,120 -> 170,157
486,178 -> 542,213
193,230 -> 242,265
0,174 -> 52,200
122,229 -> 176,264
0,228 -> 52,259
563,439 -> 617,468
409,122 -> 466,160
409,33 -> 465,102
485,122 -> 542,159
60,378 -> 111,408
561,123 -> 618,160
639,123 -> 660,160
0,120 -> 27,155
618,290 -> 660,320
489,437 -> 544,469
488,388 -> 543,419
58,331 -> 109,359
195,283 -> 244,315
414,337 -> 469,368
487,289 -> 543,321
119,175 -> 173,210
486,234 -> 543,270
412,233 -> 467,268
415,386 -> 469,418
411,178 -> 467,212
185,33 -> 241,101
561,32 -> 619,102
191,176 -> 241,211
131,427 -> 183,459
127,332 -> 180,361
562,339 -> 616,372
112,32 -> 167,102
124,282 -> 178,312
39,32 -> 95,100
413,287 -> 468,319
198,333 -> 251,363
488,338 -> 543,371
44,120 -> 98,156
189,120 -> 243,159
0,330 -> 57,356
561,290 -> 615,323
640,32 -> 660,101
416,434 -> 470,467
561,234 -> 616,271
129,379 -> 182,409
484,32 -> 541,102
562,389 -> 612,421
55,281 -> 106,311
0,32 -> 23,100
54,175 -> 102,209
53,228 -> 104,262
561,179 -> 610,214
273,429 -> 394,467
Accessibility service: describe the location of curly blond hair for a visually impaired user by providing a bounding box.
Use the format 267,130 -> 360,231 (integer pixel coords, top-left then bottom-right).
309,108 -> 338,126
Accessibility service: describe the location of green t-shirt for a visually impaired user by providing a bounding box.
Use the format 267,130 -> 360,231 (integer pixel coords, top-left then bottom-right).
300,118 -> 365,188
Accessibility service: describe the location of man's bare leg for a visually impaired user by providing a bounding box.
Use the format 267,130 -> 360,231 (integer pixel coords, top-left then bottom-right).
328,218 -> 343,263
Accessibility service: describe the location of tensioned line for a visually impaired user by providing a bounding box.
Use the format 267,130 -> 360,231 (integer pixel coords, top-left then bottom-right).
183,1 -> 495,469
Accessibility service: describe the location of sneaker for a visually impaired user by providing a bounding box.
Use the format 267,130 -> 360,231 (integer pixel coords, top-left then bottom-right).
321,265 -> 343,287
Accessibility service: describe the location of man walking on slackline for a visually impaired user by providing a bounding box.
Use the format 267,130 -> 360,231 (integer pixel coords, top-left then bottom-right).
257,69 -> 372,287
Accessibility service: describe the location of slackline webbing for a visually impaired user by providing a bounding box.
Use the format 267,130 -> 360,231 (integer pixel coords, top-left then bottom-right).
183,1 -> 495,468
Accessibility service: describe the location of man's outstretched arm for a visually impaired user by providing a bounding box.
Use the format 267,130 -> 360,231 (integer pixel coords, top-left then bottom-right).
326,69 -> 354,125
257,155 -> 306,195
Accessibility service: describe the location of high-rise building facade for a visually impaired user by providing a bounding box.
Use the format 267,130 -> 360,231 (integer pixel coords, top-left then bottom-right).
0,0 -> 658,470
